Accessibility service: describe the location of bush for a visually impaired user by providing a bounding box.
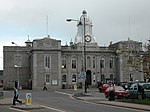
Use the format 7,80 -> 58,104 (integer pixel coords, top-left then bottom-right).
121,98 -> 150,105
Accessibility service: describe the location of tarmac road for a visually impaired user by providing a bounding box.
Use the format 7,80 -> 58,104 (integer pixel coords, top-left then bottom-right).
0,88 -> 150,112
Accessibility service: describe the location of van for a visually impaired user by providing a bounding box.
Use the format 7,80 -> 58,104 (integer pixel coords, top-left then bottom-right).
127,83 -> 150,98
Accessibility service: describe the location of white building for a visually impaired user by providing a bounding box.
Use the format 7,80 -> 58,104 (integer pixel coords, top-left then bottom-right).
3,10 -> 144,90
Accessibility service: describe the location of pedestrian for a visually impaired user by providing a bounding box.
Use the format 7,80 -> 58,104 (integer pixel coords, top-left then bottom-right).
13,87 -> 22,105
43,82 -> 47,91
141,86 -> 145,100
108,86 -> 115,101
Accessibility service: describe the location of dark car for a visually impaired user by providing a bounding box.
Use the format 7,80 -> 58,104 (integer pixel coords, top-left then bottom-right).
104,86 -> 130,98
117,82 -> 128,90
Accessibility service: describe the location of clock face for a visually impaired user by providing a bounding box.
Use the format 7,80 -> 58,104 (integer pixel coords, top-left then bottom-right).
85,35 -> 91,42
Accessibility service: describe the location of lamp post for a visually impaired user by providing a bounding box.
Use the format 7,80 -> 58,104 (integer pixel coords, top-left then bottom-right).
66,10 -> 87,93
12,42 -> 20,89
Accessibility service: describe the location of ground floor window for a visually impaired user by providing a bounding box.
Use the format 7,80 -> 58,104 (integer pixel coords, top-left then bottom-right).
62,75 -> 66,82
101,74 -> 105,82
72,74 -> 76,82
45,74 -> 50,84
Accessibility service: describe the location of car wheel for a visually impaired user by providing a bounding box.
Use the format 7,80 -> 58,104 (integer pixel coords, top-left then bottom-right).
105,94 -> 108,98
99,88 -> 102,92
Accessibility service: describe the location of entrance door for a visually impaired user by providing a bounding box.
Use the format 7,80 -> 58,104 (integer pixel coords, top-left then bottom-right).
86,70 -> 91,85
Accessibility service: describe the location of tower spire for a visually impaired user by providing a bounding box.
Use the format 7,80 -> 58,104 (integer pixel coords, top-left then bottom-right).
25,35 -> 32,47
74,10 -> 96,44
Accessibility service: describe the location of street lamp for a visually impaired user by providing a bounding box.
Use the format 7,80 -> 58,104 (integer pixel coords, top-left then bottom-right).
12,42 -> 20,89
66,10 -> 87,93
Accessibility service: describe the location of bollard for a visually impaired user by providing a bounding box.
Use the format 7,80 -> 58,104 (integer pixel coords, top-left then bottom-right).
74,85 -> 77,90
26,93 -> 32,106
0,92 -> 3,99
0,88 -> 3,99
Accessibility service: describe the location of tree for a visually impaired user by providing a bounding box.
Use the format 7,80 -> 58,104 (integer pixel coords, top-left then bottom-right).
121,40 -> 150,82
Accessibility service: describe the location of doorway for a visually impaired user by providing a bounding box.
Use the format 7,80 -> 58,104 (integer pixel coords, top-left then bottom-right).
86,70 -> 91,85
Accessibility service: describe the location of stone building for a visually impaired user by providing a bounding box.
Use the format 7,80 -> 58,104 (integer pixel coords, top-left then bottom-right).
3,11 -> 144,90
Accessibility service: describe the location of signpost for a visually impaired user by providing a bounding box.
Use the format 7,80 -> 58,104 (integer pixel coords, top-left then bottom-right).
26,93 -> 32,106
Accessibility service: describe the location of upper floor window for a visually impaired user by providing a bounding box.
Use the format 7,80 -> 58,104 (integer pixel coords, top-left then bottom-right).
93,57 -> 96,69
44,55 -> 51,69
14,54 -> 22,67
62,59 -> 66,69
87,56 -> 91,68
100,58 -> 105,68
110,58 -> 114,68
72,59 -> 76,69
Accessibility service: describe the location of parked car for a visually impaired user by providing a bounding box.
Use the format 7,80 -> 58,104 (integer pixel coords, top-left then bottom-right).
99,83 -> 110,92
117,82 -> 128,90
127,83 -> 150,99
104,86 -> 130,98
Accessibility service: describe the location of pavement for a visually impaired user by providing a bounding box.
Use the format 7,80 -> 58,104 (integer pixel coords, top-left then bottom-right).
0,88 -> 150,111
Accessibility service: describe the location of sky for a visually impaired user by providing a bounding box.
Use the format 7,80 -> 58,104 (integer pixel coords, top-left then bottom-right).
0,0 -> 150,70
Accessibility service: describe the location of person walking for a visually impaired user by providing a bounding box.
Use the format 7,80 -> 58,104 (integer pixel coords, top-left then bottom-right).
43,82 -> 47,91
13,87 -> 22,105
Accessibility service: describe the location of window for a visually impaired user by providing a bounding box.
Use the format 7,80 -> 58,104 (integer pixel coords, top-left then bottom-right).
72,74 -> 76,82
129,74 -> 133,81
110,74 -> 113,81
100,58 -> 105,68
62,59 -> 66,69
62,75 -> 66,82
101,74 -> 105,82
72,60 -> 76,69
44,55 -> 51,69
87,56 -> 91,68
110,59 -> 114,68
93,57 -> 96,69
14,54 -> 22,67
45,74 -> 50,83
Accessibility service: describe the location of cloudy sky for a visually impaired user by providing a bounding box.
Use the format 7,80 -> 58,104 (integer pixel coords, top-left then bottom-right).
0,0 -> 150,70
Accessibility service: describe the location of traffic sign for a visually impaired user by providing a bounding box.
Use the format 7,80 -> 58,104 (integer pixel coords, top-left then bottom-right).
80,71 -> 86,79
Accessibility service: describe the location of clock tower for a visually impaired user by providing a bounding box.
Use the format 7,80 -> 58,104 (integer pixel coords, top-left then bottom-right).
74,10 -> 96,44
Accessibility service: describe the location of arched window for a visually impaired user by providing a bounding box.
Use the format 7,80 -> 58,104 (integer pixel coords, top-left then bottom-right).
72,74 -> 76,82
110,74 -> 113,81
100,58 -> 105,68
62,75 -> 66,82
129,74 -> 133,81
101,74 -> 105,82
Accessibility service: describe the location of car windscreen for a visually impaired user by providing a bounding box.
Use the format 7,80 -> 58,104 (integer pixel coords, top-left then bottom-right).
115,86 -> 125,91
143,84 -> 150,90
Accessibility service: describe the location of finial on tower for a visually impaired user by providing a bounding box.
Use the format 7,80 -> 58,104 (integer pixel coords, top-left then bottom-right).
82,10 -> 87,15
25,35 -> 32,47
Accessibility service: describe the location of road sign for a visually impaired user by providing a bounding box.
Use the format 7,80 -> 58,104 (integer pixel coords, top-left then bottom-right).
26,93 -> 32,106
80,71 -> 86,79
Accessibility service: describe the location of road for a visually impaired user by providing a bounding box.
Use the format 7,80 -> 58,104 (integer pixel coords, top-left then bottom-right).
2,89 -> 148,112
